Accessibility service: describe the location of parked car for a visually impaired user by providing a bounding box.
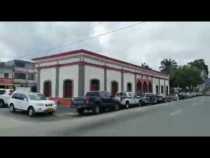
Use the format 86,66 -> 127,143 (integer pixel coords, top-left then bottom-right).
72,91 -> 121,115
156,95 -> 166,103
115,92 -> 144,108
0,89 -> 14,107
9,92 -> 57,117
142,93 -> 158,105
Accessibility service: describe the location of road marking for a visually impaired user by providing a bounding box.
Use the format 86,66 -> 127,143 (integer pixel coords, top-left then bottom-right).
170,109 -> 182,116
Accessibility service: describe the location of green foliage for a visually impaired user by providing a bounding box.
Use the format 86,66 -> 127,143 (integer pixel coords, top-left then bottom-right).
141,62 -> 152,70
159,58 -> 207,91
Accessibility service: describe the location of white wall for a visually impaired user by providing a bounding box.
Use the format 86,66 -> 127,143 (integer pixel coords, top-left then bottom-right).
152,78 -> 159,95
124,72 -> 135,92
59,57 -> 80,64
40,68 -> 56,97
107,69 -> 121,93
84,65 -> 104,94
59,65 -> 79,98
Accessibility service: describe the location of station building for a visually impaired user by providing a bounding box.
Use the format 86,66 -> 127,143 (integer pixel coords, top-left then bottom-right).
32,49 -> 170,99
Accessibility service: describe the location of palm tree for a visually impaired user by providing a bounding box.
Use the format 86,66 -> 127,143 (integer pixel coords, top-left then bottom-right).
159,59 -> 178,74
141,62 -> 152,70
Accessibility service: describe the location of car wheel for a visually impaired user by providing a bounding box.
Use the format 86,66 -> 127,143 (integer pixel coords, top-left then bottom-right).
77,108 -> 84,115
114,103 -> 120,111
94,106 -> 101,114
9,104 -> 15,113
125,101 -> 129,109
28,107 -> 35,117
0,100 -> 4,108
138,101 -> 143,106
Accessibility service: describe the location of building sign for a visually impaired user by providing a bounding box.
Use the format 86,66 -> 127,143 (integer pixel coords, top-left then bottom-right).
0,78 -> 14,85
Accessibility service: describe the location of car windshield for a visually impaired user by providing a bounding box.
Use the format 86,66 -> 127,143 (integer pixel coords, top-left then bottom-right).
0,90 -> 5,95
86,92 -> 99,96
28,94 -> 47,100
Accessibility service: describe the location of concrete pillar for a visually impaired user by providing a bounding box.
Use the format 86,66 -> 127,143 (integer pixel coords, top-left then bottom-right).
159,78 -> 160,95
55,66 -> 59,97
78,63 -> 85,96
121,70 -> 124,92
37,68 -> 40,92
134,73 -> 137,93
104,66 -> 107,91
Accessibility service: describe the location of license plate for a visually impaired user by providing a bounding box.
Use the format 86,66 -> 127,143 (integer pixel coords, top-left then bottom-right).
48,109 -> 53,112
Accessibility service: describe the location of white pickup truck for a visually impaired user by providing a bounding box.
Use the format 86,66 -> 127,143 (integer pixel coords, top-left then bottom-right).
0,89 -> 14,107
115,92 -> 144,108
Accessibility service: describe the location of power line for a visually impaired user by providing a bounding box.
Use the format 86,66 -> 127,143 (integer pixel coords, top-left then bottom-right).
19,22 -> 146,60
45,22 -> 145,54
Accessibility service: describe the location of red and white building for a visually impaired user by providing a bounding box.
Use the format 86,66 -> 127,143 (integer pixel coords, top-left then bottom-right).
32,49 -> 170,99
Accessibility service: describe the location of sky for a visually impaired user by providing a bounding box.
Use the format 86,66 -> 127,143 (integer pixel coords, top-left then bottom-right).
0,22 -> 209,73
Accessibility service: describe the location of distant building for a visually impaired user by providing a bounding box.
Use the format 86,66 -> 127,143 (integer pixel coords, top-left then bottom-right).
0,62 -> 14,89
1,60 -> 37,90
32,49 -> 170,98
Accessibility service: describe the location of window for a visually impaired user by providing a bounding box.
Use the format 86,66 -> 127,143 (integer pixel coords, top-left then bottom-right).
111,81 -> 118,96
86,92 -> 99,97
63,80 -> 73,98
28,74 -> 35,80
149,82 -> 152,93
15,61 -> 25,68
161,86 -> 164,94
156,86 -> 159,94
4,73 -> 9,79
143,82 -> 147,93
0,90 -> 6,95
127,83 -> 132,92
90,79 -> 100,91
166,86 -> 169,95
15,73 -> 26,79
43,81 -> 52,97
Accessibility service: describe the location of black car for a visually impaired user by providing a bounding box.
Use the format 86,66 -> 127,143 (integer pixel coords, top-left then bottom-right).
72,91 -> 121,115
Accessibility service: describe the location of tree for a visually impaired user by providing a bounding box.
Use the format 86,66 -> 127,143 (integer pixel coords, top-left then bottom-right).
188,59 -> 209,81
159,58 -> 178,74
173,65 -> 202,91
141,62 -> 152,70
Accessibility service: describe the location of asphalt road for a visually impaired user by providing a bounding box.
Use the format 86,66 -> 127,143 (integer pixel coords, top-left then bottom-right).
0,96 -> 209,136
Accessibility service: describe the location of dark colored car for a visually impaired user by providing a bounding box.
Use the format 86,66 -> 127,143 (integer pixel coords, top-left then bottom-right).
72,91 -> 121,115
156,95 -> 166,103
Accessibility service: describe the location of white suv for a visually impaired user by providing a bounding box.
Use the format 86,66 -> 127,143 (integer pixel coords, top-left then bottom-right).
9,92 -> 57,117
0,89 -> 14,107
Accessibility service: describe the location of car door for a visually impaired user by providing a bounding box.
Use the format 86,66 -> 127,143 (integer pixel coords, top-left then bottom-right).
11,93 -> 21,109
19,94 -> 29,110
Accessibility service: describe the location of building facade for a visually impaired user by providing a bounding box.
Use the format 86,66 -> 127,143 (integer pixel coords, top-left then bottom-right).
3,60 -> 37,90
32,49 -> 170,98
0,62 -> 14,89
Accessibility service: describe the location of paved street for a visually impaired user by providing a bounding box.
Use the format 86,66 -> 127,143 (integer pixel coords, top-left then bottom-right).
0,96 -> 210,136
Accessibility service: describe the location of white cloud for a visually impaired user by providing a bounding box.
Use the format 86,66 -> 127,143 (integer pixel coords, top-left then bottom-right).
0,22 -> 209,73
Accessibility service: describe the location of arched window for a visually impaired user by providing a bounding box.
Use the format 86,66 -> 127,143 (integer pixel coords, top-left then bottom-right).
111,81 -> 118,96
90,79 -> 100,91
63,79 -> 73,98
143,82 -> 147,93
161,86 -> 164,94
43,81 -> 51,97
127,82 -> 132,92
166,86 -> 169,95
136,80 -> 142,96
156,85 -> 159,95
149,82 -> 152,93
